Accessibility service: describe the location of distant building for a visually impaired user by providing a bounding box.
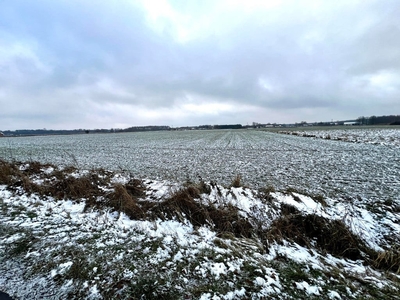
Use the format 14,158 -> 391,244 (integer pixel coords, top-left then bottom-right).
344,122 -> 358,126
0,132 -> 4,137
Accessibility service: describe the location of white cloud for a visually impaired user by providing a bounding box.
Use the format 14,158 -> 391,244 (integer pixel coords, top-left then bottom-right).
348,70 -> 400,95
367,71 -> 400,92
0,41 -> 52,85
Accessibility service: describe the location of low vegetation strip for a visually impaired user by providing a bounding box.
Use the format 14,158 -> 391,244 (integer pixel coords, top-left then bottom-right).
277,127 -> 400,147
0,160 -> 399,299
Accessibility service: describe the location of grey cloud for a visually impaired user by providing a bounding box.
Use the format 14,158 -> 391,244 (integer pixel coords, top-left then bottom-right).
1,0 -> 400,129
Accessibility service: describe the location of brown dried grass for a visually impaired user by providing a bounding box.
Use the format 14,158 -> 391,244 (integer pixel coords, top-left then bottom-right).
125,179 -> 146,197
147,186 -> 254,238
50,175 -> 100,200
148,186 -> 207,224
0,160 -> 105,201
0,160 -> 43,195
267,204 -> 367,260
106,184 -> 144,218
5,160 -> 398,274
0,160 -> 20,185
374,248 -> 400,273
230,175 -> 242,188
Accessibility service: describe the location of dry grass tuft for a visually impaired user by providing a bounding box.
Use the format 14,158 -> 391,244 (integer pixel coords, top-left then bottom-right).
258,186 -> 276,205
147,186 -> 254,238
125,179 -> 146,198
0,160 -> 148,218
0,160 -> 111,204
209,204 -> 254,238
149,187 -> 207,224
195,178 -> 212,195
50,176 -> 95,200
280,203 -> 298,215
0,160 -> 21,185
268,204 -> 367,260
313,194 -> 328,207
107,184 -> 144,218
24,161 -> 54,175
230,175 -> 242,188
374,248 -> 400,273
0,160 -> 44,195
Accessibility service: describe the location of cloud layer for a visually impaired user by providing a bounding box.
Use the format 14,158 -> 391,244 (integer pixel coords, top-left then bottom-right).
1,0 -> 399,129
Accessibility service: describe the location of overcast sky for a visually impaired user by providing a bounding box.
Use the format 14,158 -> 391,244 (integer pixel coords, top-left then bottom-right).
1,0 -> 399,130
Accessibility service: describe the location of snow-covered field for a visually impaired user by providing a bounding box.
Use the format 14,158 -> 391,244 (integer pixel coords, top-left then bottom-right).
1,129 -> 399,202
0,129 -> 399,299
278,127 -> 400,147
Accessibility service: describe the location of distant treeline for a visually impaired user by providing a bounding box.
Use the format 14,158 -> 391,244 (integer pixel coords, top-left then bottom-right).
0,124 -> 245,137
213,124 -> 243,129
120,124 -> 243,131
121,126 -> 171,132
1,129 -> 91,136
1,116 -> 399,137
357,115 -> 400,125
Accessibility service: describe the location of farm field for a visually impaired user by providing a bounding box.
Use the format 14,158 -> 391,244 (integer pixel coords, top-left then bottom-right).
1,129 -> 399,202
276,126 -> 400,147
1,128 -> 400,299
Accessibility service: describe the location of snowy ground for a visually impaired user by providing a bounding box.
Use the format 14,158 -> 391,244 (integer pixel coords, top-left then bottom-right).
1,161 -> 399,299
277,127 -> 400,148
1,129 -> 399,202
